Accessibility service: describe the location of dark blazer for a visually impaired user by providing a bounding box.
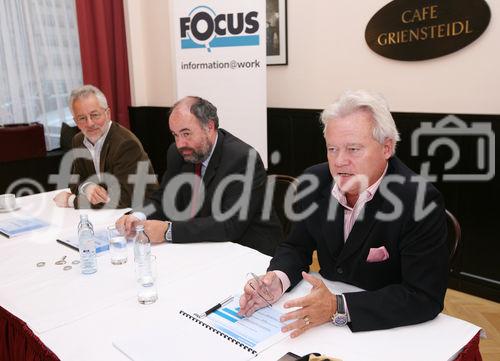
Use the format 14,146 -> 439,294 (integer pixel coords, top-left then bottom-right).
269,157 -> 449,332
70,122 -> 158,208
147,129 -> 284,256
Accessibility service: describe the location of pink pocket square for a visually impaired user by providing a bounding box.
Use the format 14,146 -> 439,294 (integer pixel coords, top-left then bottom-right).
366,246 -> 389,263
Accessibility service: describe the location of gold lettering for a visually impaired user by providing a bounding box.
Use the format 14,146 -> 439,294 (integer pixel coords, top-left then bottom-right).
409,29 -> 419,41
388,32 -> 397,44
430,5 -> 438,19
465,20 -> 473,34
437,23 -> 446,38
420,26 -> 428,40
430,24 -> 437,38
413,9 -> 423,22
377,33 -> 388,46
421,6 -> 430,20
400,5 -> 439,25
452,21 -> 464,36
401,10 -> 412,23
400,29 -> 409,43
376,15 -> 476,48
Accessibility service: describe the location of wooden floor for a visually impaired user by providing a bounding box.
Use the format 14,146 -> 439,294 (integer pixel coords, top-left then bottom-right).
310,254 -> 500,360
443,288 -> 500,361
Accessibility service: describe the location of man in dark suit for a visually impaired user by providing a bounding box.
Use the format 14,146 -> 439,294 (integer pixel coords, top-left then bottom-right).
53,85 -> 158,209
117,96 -> 283,256
239,90 -> 449,334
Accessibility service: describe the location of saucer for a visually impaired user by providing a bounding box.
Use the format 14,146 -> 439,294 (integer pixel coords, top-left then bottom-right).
0,205 -> 21,213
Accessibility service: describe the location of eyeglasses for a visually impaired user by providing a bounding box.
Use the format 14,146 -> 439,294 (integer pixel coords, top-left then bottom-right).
74,108 -> 108,123
247,272 -> 273,307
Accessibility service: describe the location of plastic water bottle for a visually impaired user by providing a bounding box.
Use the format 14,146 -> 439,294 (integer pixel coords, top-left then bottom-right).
78,214 -> 97,274
134,225 -> 156,303
134,225 -> 151,265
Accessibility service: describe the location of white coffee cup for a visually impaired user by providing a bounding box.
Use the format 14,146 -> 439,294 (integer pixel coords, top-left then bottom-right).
0,194 -> 17,210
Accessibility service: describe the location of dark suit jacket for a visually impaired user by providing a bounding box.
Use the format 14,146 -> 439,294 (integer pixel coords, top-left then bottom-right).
70,122 -> 158,209
269,157 -> 449,332
147,129 -> 284,256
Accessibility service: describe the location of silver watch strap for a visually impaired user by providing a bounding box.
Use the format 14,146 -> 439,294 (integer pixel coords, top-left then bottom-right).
164,222 -> 172,242
336,294 -> 345,314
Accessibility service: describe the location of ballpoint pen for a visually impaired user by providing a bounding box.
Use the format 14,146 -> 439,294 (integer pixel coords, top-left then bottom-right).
196,296 -> 234,318
249,272 -> 273,308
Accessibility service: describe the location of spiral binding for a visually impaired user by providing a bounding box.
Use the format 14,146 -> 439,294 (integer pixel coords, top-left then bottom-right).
179,310 -> 257,355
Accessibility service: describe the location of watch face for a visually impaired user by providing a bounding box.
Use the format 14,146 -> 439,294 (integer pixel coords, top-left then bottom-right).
333,314 -> 348,326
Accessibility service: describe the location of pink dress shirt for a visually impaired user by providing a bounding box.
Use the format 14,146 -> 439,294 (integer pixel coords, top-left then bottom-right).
274,164 -> 389,321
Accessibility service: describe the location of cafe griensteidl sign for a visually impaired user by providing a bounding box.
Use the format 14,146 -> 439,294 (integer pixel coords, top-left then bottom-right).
365,0 -> 491,60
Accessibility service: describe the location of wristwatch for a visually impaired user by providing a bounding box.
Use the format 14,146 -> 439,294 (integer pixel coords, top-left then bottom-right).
164,222 -> 172,242
332,294 -> 348,326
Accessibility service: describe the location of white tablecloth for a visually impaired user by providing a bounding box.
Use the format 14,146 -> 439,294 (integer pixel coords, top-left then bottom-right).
0,191 -> 481,361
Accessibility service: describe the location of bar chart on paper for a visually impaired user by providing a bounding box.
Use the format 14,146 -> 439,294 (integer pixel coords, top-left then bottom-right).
205,296 -> 285,349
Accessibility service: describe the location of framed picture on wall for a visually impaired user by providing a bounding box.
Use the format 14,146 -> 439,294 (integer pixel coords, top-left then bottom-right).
266,0 -> 288,65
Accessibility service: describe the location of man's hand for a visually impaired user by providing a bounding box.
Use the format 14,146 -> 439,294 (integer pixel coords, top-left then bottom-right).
116,214 -> 141,238
53,191 -> 72,207
239,271 -> 283,317
280,272 -> 337,338
85,184 -> 109,205
143,220 -> 168,244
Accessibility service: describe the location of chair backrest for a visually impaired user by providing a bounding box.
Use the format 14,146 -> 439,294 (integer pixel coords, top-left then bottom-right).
59,123 -> 79,151
445,209 -> 462,271
0,122 -> 46,162
268,174 -> 298,238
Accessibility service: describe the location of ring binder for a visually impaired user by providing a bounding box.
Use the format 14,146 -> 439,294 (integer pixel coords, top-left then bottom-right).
113,295 -> 289,359
179,310 -> 258,355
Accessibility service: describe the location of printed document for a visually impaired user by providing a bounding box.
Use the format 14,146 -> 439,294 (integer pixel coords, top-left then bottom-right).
113,295 -> 291,360
0,217 -> 49,238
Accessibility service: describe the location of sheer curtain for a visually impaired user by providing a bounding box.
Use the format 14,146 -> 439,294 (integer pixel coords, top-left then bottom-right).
0,0 -> 83,150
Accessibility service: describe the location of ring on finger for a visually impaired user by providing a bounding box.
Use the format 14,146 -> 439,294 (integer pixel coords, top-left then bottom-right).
303,315 -> 311,326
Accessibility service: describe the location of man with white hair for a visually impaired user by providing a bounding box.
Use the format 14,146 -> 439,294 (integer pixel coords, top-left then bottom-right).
239,90 -> 449,334
53,84 -> 158,208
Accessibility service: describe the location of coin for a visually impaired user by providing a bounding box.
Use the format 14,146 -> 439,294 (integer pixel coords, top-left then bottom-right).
55,255 -> 67,265
63,265 -> 72,271
36,262 -> 46,267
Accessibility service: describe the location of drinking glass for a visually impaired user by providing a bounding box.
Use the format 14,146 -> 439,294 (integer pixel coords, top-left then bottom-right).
107,225 -> 128,265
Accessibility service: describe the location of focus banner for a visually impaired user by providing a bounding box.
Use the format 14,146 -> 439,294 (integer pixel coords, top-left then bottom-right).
170,0 -> 267,163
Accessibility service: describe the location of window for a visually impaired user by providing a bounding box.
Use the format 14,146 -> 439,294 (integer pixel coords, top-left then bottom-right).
0,0 -> 83,150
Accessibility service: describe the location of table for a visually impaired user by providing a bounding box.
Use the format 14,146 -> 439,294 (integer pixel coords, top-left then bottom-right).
0,191 -> 482,361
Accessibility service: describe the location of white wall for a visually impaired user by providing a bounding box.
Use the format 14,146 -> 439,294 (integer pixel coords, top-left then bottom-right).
124,0 -> 176,107
125,0 -> 500,114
